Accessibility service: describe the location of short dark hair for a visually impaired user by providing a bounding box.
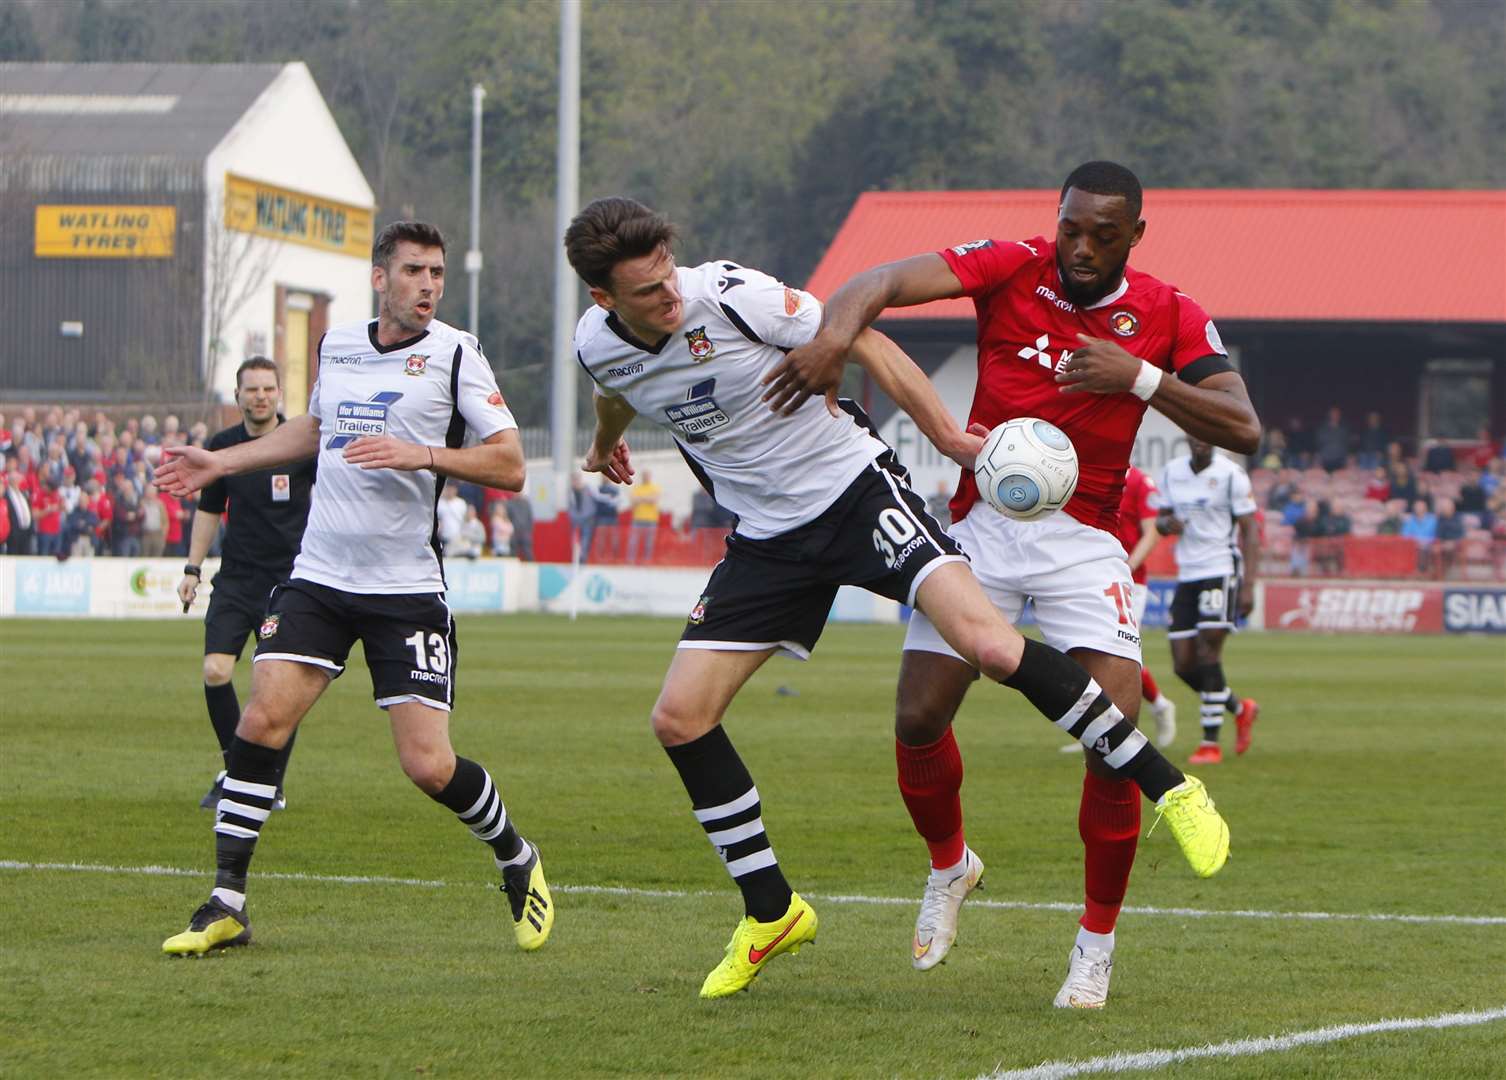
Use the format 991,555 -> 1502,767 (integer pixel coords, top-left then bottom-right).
564,197 -> 677,290
1060,161 -> 1143,220
373,220 -> 447,268
235,355 -> 279,390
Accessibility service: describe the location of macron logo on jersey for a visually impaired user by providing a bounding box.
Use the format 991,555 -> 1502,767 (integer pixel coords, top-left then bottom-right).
328,391 -> 404,449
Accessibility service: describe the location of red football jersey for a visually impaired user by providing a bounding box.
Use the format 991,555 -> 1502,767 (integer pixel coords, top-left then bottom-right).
941,236 -> 1227,532
1116,465 -> 1159,584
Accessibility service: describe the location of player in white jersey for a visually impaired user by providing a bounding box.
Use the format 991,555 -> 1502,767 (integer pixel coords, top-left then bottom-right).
155,222 -> 554,958
1156,437 -> 1262,764
565,196 -> 1229,1000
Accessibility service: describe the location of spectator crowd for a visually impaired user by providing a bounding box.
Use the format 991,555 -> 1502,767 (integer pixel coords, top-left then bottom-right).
1253,408 -> 1506,578
1,405 -> 206,559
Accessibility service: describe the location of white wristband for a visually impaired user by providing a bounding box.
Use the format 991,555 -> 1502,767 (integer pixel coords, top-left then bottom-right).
1130,359 -> 1163,401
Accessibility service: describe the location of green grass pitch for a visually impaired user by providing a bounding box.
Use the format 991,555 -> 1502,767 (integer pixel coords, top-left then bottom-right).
2,614 -> 1503,1078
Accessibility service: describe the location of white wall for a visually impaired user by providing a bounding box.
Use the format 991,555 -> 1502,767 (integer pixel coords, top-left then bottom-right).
200,62 -> 376,400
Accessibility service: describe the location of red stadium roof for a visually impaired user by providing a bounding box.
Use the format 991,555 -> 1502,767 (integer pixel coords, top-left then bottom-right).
804,189 -> 1506,323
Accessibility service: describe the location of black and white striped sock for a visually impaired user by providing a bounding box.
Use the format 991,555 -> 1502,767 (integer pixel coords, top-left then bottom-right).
432,757 -> 526,867
665,725 -> 792,922
212,736 -> 282,910
1201,664 -> 1230,741
1003,638 -> 1185,801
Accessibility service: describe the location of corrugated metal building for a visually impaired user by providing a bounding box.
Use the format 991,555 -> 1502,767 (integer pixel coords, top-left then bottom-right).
0,62 -> 374,407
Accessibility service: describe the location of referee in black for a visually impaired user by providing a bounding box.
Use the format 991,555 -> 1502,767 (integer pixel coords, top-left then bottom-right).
177,357 -> 316,809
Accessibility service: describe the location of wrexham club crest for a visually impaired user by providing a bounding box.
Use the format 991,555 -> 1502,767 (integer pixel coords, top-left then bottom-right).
258,613 -> 281,640
404,353 -> 429,376
688,594 -> 710,625
684,326 -> 715,362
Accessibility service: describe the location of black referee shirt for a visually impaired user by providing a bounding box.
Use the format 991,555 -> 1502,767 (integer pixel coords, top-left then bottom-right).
198,419 -> 317,579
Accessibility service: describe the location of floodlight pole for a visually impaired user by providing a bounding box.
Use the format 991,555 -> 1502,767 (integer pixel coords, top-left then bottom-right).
549,0 -> 581,517
466,83 -> 485,335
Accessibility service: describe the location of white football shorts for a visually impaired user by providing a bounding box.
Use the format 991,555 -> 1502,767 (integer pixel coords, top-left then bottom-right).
905,507 -> 1143,663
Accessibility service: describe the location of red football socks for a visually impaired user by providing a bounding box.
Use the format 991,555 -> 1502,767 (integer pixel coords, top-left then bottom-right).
1140,665 -> 1161,704
1079,770 -> 1141,934
896,729 -> 966,869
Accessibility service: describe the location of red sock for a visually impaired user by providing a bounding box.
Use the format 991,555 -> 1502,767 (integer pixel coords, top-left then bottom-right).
1079,770 -> 1140,934
896,729 -> 965,869
1140,665 -> 1161,703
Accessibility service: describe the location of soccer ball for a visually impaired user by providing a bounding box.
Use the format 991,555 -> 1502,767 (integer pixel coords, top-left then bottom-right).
974,417 -> 1079,521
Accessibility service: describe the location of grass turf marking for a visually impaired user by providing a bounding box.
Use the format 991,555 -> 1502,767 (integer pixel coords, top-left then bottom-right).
4,859 -> 1504,927
979,1006 -> 1506,1079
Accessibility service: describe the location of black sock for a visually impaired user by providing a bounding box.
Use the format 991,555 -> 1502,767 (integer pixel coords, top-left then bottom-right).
665,725 -> 792,922
213,735 -> 282,903
273,729 -> 297,792
1003,638 -> 1185,801
431,756 -> 525,863
205,681 -> 240,760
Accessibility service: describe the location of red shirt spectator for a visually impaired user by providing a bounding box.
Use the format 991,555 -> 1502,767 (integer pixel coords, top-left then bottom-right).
1363,468 -> 1390,502
1466,428 -> 1499,469
91,486 -> 114,546
33,484 -> 62,539
161,489 -> 184,548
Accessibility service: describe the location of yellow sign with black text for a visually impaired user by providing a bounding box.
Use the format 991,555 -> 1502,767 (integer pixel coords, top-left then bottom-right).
34,205 -> 176,258
223,173 -> 372,258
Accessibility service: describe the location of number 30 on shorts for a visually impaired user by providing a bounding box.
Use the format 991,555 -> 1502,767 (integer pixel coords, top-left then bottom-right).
405,630 -> 449,673
872,508 -> 918,570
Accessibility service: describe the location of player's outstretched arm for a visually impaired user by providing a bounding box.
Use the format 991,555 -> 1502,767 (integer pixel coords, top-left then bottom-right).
763,254 -> 964,416
583,394 -> 638,485
849,329 -> 981,468
157,415 -> 320,496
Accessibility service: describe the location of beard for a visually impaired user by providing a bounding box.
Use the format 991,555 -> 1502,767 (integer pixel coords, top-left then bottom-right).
1056,251 -> 1129,307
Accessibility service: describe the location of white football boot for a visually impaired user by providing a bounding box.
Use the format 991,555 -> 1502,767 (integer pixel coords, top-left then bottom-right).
1053,931 -> 1114,1008
911,847 -> 985,970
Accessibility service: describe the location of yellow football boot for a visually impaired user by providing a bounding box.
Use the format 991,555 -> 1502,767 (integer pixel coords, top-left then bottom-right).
1153,774 -> 1230,878
501,842 -> 554,951
162,898 -> 252,956
700,892 -> 818,999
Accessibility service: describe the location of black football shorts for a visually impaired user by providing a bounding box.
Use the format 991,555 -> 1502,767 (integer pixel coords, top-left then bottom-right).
679,457 -> 967,659
252,578 -> 458,710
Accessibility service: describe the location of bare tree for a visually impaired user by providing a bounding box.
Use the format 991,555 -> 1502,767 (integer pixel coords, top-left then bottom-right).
200,191 -> 280,410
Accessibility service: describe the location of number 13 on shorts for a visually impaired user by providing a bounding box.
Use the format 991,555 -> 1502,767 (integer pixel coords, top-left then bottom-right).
1104,581 -> 1137,628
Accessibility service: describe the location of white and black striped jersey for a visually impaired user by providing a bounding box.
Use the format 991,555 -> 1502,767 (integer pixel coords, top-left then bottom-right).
574,260 -> 888,540
1155,453 -> 1257,581
294,317 -> 517,594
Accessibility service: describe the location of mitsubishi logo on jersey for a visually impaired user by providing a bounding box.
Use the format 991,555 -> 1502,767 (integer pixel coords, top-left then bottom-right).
1017,333 -> 1074,372
1018,334 -> 1052,366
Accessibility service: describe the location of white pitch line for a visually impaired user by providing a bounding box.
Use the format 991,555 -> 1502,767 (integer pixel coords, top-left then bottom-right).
980,1005 -> 1506,1080
2,859 -> 1504,927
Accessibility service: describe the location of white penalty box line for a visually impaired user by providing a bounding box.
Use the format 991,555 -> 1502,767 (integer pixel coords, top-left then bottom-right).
980,1005 -> 1506,1080
3,859 -> 1505,928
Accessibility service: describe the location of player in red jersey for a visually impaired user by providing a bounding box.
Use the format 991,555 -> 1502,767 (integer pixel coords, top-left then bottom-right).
765,162 -> 1260,1008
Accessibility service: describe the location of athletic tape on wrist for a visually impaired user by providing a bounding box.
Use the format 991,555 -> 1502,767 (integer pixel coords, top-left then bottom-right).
1131,360 -> 1163,401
